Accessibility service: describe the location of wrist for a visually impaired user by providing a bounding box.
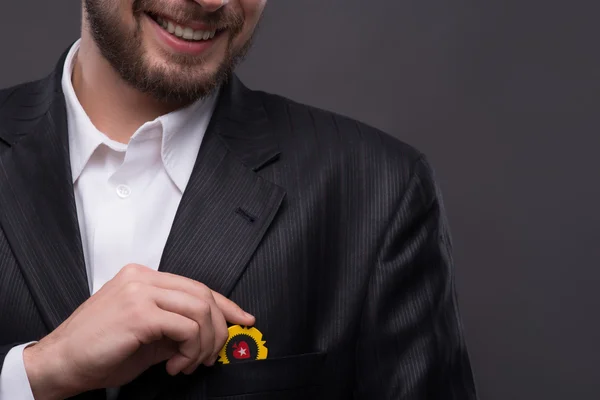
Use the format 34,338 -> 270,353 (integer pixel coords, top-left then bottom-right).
23,342 -> 78,400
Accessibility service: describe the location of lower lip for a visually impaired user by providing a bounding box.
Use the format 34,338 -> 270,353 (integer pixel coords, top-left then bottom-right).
146,14 -> 219,56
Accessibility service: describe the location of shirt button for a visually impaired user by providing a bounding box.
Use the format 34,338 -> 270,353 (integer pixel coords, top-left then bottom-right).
116,184 -> 131,199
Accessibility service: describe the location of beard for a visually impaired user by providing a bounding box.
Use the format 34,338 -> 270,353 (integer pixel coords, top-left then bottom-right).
83,0 -> 254,104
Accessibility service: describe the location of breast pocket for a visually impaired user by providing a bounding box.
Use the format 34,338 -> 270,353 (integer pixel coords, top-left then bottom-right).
204,352 -> 326,399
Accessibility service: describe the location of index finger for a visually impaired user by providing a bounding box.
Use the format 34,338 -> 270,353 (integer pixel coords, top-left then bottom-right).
124,266 -> 255,325
211,290 -> 256,326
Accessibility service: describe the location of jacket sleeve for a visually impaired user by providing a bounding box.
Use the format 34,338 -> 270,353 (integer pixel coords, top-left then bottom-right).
0,343 -> 37,400
354,156 -> 477,399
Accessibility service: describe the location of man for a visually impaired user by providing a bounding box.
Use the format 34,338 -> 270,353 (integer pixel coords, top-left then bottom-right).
0,0 -> 477,399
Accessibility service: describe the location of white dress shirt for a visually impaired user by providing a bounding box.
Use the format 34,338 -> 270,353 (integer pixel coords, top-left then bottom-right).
0,39 -> 218,400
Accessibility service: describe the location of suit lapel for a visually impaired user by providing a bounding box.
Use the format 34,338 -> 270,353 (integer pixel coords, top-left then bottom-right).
159,76 -> 285,296
118,76 -> 285,400
0,58 -> 89,332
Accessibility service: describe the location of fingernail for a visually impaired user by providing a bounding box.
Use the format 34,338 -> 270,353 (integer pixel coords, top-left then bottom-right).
243,311 -> 254,319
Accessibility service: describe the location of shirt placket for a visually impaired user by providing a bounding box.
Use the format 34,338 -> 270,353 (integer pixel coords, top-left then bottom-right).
90,130 -> 162,293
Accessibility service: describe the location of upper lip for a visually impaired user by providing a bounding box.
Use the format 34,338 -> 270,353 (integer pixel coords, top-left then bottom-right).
147,11 -> 222,31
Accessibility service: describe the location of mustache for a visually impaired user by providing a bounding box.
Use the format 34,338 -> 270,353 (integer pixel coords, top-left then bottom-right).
133,0 -> 244,30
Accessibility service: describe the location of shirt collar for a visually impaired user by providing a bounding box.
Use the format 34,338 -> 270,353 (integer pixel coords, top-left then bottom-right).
62,39 -> 219,192
159,92 -> 218,192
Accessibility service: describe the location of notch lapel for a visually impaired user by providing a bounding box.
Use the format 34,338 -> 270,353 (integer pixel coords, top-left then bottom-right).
159,75 -> 285,296
0,62 -> 89,333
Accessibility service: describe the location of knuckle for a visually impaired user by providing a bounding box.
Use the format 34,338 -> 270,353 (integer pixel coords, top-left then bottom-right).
215,320 -> 228,343
215,330 -> 228,350
184,322 -> 201,344
194,322 -> 204,339
190,280 -> 210,296
192,320 -> 202,336
216,321 -> 228,339
196,301 -> 212,318
182,317 -> 200,335
119,264 -> 143,279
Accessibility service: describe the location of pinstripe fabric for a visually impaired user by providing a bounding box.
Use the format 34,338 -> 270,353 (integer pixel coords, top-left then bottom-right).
0,52 -> 477,399
0,68 -> 89,332
0,54 -> 107,400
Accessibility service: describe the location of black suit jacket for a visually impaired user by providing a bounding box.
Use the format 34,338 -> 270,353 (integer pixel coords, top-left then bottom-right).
0,51 -> 477,399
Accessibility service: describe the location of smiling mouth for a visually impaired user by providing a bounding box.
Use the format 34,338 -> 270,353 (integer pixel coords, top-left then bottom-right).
145,12 -> 224,42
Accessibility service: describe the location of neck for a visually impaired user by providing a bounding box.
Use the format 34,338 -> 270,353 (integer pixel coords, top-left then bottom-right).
72,32 -> 184,143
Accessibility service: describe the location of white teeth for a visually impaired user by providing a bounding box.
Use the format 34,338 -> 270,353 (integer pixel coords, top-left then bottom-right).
193,31 -> 204,41
153,14 -> 217,41
182,27 -> 194,40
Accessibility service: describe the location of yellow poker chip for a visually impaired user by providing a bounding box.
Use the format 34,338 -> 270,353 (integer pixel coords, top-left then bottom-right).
218,325 -> 268,364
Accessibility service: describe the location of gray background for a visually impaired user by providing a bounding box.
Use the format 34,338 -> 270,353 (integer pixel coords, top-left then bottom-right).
1,1 -> 598,399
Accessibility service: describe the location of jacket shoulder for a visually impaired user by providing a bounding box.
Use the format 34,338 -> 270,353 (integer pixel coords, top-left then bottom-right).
0,77 -> 52,111
0,77 -> 55,145
257,90 -> 442,222
258,90 -> 425,172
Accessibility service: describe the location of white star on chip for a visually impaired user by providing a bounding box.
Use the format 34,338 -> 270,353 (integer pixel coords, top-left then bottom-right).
237,347 -> 247,356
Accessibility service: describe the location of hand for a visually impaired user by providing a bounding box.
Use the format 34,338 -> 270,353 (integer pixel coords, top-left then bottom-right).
23,264 -> 255,400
